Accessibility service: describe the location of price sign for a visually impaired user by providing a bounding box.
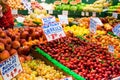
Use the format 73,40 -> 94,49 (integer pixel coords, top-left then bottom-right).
112,24 -> 120,37
108,45 -> 114,53
81,12 -> 85,16
60,77 -> 73,80
42,22 -> 66,41
0,54 -> 23,80
42,16 -> 56,24
22,0 -> 32,13
90,17 -> 103,34
62,11 -> 68,15
92,12 -> 96,17
58,15 -> 68,24
12,10 -> 18,15
112,13 -> 118,19
90,18 -> 97,34
86,12 -> 89,16
112,76 -> 120,80
48,10 -> 53,14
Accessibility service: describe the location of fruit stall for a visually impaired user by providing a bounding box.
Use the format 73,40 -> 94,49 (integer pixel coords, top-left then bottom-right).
0,0 -> 120,80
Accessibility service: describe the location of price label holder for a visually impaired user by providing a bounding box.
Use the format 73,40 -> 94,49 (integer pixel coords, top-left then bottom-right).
86,12 -> 89,16
0,54 -> 23,80
58,15 -> 68,24
42,22 -> 66,41
81,12 -> 85,16
12,10 -> 18,15
90,17 -> 103,34
112,24 -> 120,37
60,77 -> 73,80
108,45 -> 114,53
112,13 -> 118,19
62,11 -> 68,15
92,12 -> 96,17
42,16 -> 56,25
48,10 -> 53,14
112,76 -> 120,80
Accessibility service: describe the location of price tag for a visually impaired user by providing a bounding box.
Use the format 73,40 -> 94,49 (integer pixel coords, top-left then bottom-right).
42,22 -> 66,41
81,12 -> 85,16
22,0 -> 33,13
62,11 -> 68,15
92,12 -> 96,17
58,15 -> 68,24
89,18 -> 97,34
112,76 -> 120,80
112,24 -> 120,37
86,12 -> 89,16
86,0 -> 89,2
112,13 -> 118,19
60,77 -> 73,80
0,54 -> 23,80
42,16 -> 56,24
12,10 -> 18,15
48,10 -> 53,14
108,45 -> 114,53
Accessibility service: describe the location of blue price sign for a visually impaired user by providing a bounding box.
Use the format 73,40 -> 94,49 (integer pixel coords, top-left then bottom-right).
90,18 -> 97,34
0,54 -> 22,80
112,24 -> 120,37
42,22 -> 66,41
108,45 -> 114,53
42,16 -> 56,25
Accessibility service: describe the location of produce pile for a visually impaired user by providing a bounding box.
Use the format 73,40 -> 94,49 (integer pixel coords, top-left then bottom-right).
84,34 -> 120,58
7,0 -> 24,10
0,27 -> 46,61
38,36 -> 120,80
12,59 -> 66,80
54,0 -> 109,12
108,3 -> 120,13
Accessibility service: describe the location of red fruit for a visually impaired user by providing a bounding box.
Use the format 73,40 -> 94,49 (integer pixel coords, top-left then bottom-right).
5,44 -> 11,51
25,56 -> 32,61
21,31 -> 29,39
10,49 -> 17,55
0,50 -> 10,60
0,42 -> 5,51
12,41 -> 20,49
19,56 -> 25,63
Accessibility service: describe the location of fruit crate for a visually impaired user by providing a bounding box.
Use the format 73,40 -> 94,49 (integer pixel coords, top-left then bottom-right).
30,47 -> 85,80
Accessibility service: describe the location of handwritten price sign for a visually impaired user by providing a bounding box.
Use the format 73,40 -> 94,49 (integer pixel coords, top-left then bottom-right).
112,24 -> 120,37
42,22 -> 66,41
0,54 -> 23,80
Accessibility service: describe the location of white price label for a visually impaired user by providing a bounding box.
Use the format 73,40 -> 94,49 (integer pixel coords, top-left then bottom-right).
112,24 -> 120,37
92,12 -> 96,17
62,11 -> 68,15
108,45 -> 114,53
0,54 -> 23,80
12,10 -> 18,15
42,22 -> 66,42
90,18 -> 97,34
86,12 -> 89,16
48,10 -> 53,14
112,13 -> 118,19
112,76 -> 120,80
58,15 -> 68,24
81,12 -> 85,16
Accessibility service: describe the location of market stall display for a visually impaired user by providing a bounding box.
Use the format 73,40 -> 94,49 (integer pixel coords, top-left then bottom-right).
0,0 -> 120,80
